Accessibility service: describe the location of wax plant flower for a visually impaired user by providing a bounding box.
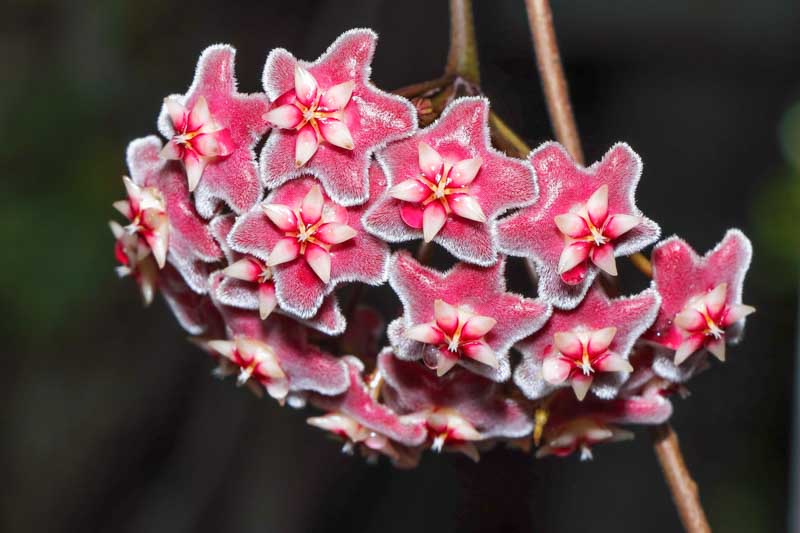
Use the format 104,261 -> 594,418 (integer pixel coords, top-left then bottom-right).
110,26 -> 755,471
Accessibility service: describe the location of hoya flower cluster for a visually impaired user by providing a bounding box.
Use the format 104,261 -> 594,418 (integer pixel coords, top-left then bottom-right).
110,29 -> 754,466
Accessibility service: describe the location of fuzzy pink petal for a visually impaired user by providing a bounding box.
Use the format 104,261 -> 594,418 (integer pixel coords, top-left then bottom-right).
295,124 -> 319,168
604,213 -> 640,239
586,185 -> 609,227
514,285 -> 659,399
449,157 -> 482,187
418,141 -> 444,180
157,46 -> 268,216
590,243 -> 617,276
262,203 -> 298,232
388,251 -> 551,381
558,241 -> 591,275
320,80 -> 355,110
450,194 -> 486,223
646,229 -> 753,350
318,119 -> 355,150
305,244 -> 331,283
293,64 -> 319,107
301,184 -> 324,225
367,97 -> 535,266
554,213 -> 590,239
389,179 -> 430,203
422,202 -> 447,242
264,104 -> 303,129
496,142 -> 659,309
268,238 -> 300,266
461,315 -> 497,341
261,29 -> 416,206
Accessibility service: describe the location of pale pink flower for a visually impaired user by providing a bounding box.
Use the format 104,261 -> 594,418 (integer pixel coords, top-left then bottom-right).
125,136 -> 223,294
158,45 -> 269,217
261,29 -> 417,206
208,214 -> 346,335
364,97 -> 536,265
308,358 -> 427,468
387,251 -> 551,381
644,230 -> 754,372
112,176 -> 169,269
379,349 -> 534,462
495,142 -> 660,309
514,285 -> 660,401
228,164 -> 390,320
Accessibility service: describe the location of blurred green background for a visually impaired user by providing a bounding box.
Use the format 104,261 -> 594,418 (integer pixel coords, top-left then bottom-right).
1,1 -> 798,532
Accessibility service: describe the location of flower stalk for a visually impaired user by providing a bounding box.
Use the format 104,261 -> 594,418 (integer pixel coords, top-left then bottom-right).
522,1 -> 710,530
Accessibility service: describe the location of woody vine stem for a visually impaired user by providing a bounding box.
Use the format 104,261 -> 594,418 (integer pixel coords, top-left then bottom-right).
395,0 -> 712,530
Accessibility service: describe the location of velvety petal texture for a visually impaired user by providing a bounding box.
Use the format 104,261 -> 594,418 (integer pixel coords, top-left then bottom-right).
205,304 -> 349,397
208,214 -> 346,335
379,350 -> 534,443
261,29 -> 417,206
514,285 -> 660,400
644,229 -> 753,375
387,251 -> 552,381
495,142 -> 660,309
126,136 -> 222,294
228,164 -> 390,319
363,97 -> 536,265
158,45 -> 270,218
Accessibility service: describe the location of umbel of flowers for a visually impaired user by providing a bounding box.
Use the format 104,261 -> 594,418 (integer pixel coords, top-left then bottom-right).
110,28 -> 755,466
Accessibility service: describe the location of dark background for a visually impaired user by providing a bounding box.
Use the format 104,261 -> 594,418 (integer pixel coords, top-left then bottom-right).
2,1 -> 799,532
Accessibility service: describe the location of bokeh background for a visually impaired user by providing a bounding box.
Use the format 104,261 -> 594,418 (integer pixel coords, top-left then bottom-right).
2,0 -> 799,532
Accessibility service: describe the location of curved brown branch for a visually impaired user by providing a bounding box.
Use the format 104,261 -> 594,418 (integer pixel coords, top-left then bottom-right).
651,425 -> 712,532
446,0 -> 481,84
523,1 -> 709,531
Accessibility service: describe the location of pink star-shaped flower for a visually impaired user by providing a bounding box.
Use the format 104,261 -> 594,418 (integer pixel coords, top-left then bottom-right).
514,285 -> 660,401
201,305 -> 350,398
379,349 -> 534,461
387,250 -> 551,381
228,163 -> 390,319
109,220 -> 159,305
208,215 -> 346,335
112,175 -> 169,269
495,142 -> 661,309
158,45 -> 269,218
125,136 -> 223,294
363,97 -> 536,266
308,357 -> 427,467
644,229 -> 754,370
260,29 -> 417,206
536,387 -> 673,460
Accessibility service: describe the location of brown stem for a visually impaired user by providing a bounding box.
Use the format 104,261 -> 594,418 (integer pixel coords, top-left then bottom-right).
524,1 -> 707,530
523,0 -> 584,164
489,111 -> 530,158
392,76 -> 453,99
446,0 -> 480,84
650,425 -> 712,532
